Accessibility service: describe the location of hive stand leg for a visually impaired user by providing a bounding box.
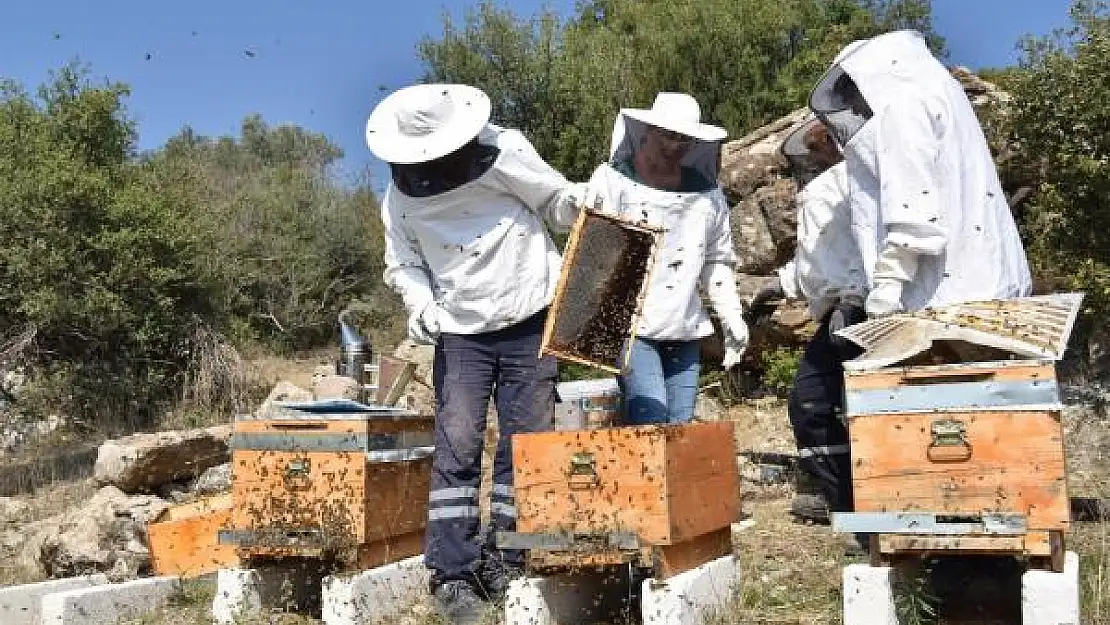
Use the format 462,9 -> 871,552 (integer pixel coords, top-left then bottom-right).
353,530 -> 425,569
1049,530 -> 1066,574
655,527 -> 733,579
1022,551 -> 1080,625
504,567 -> 639,625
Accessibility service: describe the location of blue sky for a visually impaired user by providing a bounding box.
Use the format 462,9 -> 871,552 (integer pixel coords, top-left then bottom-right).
1,0 -> 1072,193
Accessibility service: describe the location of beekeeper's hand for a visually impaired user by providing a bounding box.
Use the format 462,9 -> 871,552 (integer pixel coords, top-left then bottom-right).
407,302 -> 443,345
866,243 -> 918,317
751,276 -> 786,308
562,182 -> 607,213
864,278 -> 905,317
721,317 -> 750,370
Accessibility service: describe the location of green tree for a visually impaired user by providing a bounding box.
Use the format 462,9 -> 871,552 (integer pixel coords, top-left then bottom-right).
1007,0 -> 1110,315
0,64 -> 212,429
152,117 -> 402,352
418,0 -> 943,180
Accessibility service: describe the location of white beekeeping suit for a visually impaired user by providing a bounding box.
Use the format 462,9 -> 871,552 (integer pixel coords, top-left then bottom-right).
779,163 -> 868,319
777,118 -> 867,321
810,30 -> 1031,316
584,93 -> 749,366
380,124 -> 582,340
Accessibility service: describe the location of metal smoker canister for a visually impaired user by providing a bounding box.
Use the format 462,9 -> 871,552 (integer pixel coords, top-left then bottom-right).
337,316 -> 374,396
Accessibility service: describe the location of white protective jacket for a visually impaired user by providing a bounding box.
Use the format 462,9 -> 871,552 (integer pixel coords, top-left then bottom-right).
380,125 -> 579,335
778,162 -> 867,319
818,30 -> 1032,312
585,116 -> 743,342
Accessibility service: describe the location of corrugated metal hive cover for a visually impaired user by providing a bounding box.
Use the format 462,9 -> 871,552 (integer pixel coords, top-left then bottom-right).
837,293 -> 1085,371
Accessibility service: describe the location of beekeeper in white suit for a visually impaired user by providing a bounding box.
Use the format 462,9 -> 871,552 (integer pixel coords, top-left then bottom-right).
368,83 -> 588,625
810,29 -> 1031,318
584,92 -> 749,425
753,118 -> 870,528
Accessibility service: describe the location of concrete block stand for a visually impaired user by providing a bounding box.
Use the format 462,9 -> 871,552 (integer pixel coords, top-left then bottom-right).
505,556 -> 738,625
640,555 -> 739,625
39,575 -> 181,625
842,563 -> 898,625
1023,551 -> 1080,625
0,575 -> 109,625
844,551 -> 1082,625
321,555 -> 429,625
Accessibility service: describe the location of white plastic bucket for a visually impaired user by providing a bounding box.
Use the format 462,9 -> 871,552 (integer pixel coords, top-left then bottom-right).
554,378 -> 623,430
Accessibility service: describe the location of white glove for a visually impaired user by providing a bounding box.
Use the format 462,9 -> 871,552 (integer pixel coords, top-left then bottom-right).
865,278 -> 905,317
866,242 -> 919,317
406,302 -> 443,345
721,316 -> 750,369
701,261 -> 750,369
562,182 -> 607,213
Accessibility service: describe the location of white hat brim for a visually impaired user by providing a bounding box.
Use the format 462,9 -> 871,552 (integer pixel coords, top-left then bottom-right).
622,108 -> 727,142
365,84 -> 492,164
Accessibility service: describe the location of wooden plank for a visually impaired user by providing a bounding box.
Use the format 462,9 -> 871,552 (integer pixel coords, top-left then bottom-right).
655,527 -> 733,579
353,530 -> 425,569
664,423 -> 741,543
877,531 -> 1053,557
148,494 -> 239,578
850,411 -> 1069,530
844,362 -> 1055,391
513,427 -> 671,543
362,457 -> 430,542
529,549 -> 651,572
1049,530 -> 1066,573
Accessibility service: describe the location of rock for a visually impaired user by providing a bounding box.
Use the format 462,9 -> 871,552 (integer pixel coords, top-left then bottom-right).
257,380 -> 314,417
191,462 -> 231,495
720,152 -> 785,203
731,197 -> 779,274
0,496 -> 31,523
753,178 -> 799,257
94,425 -> 233,494
313,374 -> 360,400
20,485 -> 169,581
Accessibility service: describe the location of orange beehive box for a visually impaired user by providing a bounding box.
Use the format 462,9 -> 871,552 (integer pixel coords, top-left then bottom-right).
222,401 -> 434,566
513,422 -> 740,544
843,359 -> 1069,533
148,494 -> 238,577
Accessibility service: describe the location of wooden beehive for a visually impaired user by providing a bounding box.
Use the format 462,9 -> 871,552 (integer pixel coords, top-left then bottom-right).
541,208 -> 663,373
222,402 -> 433,567
510,422 -> 739,577
148,494 -> 238,577
844,359 -> 1069,530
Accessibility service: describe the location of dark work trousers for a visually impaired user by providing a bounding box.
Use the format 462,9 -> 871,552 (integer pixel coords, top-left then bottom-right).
425,309 -> 557,587
787,313 -> 864,513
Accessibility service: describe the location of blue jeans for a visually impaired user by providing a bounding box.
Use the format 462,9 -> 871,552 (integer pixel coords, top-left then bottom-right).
619,337 -> 701,425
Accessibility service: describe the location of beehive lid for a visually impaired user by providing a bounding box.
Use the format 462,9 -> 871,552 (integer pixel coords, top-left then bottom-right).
238,398 -> 418,421
838,293 -> 1085,372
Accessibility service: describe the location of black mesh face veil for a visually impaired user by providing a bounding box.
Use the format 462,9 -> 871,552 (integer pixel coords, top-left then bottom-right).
610,117 -> 722,192
810,66 -> 873,147
781,118 -> 843,188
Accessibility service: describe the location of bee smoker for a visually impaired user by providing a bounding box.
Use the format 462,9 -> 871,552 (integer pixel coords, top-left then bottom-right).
337,310 -> 376,400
